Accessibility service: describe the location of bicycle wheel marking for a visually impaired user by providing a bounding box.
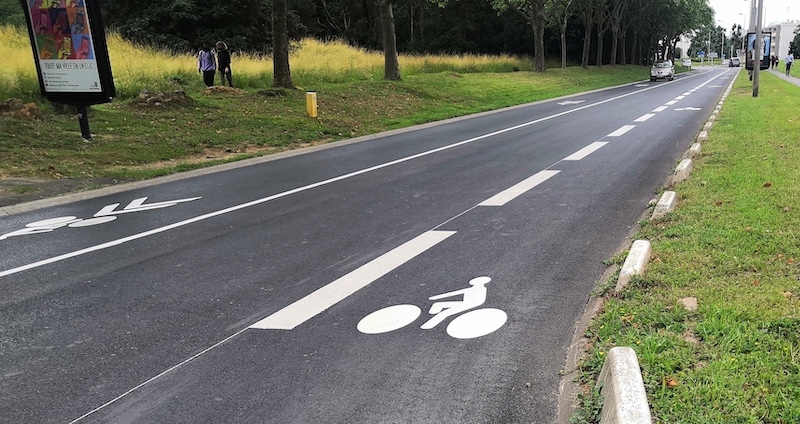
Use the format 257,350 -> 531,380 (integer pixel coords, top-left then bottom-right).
357,304 -> 421,334
445,308 -> 507,339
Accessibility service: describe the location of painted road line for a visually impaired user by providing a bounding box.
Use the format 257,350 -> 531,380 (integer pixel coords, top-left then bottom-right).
634,114 -> 655,122
675,96 -> 686,100
563,142 -> 608,161
652,106 -> 668,112
665,100 -> 678,105
478,170 -> 560,207
607,125 -> 635,137
249,230 -> 456,330
3,71 -> 734,279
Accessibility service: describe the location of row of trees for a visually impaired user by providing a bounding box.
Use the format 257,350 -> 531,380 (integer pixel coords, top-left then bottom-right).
9,0 -> 800,85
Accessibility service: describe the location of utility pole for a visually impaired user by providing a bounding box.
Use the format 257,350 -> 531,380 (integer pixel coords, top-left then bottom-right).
753,0 -> 764,97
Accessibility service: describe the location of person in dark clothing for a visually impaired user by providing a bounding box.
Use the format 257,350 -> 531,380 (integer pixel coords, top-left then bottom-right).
198,44 -> 216,87
216,41 -> 233,88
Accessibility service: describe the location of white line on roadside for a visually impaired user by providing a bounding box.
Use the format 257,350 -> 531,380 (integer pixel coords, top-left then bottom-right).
563,142 -> 608,161
478,170 -> 560,206
607,125 -> 635,137
634,114 -> 655,122
249,230 -> 456,330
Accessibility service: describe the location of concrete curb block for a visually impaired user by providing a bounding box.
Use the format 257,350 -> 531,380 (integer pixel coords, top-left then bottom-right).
597,347 -> 653,424
688,143 -> 702,158
651,191 -> 677,220
696,131 -> 708,142
671,159 -> 693,184
703,121 -> 713,131
615,240 -> 651,293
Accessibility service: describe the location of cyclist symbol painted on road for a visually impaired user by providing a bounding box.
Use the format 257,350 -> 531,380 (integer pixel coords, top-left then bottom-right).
357,276 -> 507,339
0,196 -> 201,241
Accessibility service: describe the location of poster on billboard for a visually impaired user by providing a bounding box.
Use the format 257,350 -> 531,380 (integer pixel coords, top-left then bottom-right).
746,32 -> 772,71
20,0 -> 115,105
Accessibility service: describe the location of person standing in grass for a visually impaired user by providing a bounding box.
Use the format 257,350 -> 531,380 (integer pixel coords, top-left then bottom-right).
198,44 -> 216,87
216,41 -> 233,88
785,52 -> 794,77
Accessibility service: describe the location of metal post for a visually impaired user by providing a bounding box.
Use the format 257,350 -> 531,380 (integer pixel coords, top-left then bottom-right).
77,105 -> 91,140
753,0 -> 764,97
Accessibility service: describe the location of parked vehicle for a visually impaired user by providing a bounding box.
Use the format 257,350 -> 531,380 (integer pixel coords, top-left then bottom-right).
681,59 -> 692,69
729,57 -> 741,67
650,60 -> 675,82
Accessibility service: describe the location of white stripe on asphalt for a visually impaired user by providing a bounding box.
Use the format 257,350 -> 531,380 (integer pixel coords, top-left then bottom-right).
652,106 -> 668,112
607,125 -> 635,137
665,100 -> 678,105
634,114 -> 655,122
478,170 -> 560,206
249,230 -> 456,330
563,142 -> 608,161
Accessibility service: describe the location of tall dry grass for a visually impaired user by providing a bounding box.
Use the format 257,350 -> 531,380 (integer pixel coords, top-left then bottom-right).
1,25 -> 531,100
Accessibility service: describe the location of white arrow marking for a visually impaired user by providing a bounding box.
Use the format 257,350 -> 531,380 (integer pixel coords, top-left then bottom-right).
675,107 -> 702,111
557,100 -> 586,105
94,197 -> 202,217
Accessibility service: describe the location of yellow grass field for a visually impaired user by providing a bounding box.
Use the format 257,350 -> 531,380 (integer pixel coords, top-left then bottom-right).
1,25 -> 530,98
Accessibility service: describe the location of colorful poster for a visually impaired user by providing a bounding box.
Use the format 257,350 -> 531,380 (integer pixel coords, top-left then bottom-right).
27,0 -> 101,92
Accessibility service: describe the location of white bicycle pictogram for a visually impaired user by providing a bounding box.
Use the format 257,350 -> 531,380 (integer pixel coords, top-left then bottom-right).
357,276 -> 507,339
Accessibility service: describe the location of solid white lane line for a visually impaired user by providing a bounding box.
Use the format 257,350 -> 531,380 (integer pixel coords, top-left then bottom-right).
634,114 -> 655,122
4,71 -> 733,279
249,230 -> 456,330
652,106 -> 668,112
478,170 -> 560,207
608,125 -> 635,137
563,142 -> 608,161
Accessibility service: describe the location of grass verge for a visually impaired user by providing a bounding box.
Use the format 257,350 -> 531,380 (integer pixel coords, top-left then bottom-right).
576,71 -> 800,422
1,67 -> 651,183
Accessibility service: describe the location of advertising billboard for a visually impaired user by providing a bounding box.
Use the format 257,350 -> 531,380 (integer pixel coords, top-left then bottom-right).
20,0 -> 115,105
746,32 -> 771,71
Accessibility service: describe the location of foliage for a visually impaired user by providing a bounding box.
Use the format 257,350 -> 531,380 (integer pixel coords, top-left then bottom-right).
0,0 -> 25,26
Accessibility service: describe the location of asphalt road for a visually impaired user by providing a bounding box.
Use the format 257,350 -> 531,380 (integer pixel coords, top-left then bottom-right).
0,68 -> 736,424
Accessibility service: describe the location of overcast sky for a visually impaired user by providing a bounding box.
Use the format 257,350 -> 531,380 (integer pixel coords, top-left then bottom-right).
708,0 -> 800,32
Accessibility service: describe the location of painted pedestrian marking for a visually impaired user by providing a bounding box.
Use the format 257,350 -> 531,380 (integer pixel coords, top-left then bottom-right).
0,196 -> 201,241
357,276 -> 507,339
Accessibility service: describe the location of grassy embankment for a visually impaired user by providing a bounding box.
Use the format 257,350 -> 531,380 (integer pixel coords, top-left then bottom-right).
574,71 -> 800,423
1,24 -> 649,185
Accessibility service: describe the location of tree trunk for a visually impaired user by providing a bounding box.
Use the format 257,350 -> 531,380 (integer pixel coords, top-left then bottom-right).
609,30 -> 618,66
378,0 -> 401,80
532,20 -> 545,72
581,23 -> 591,68
272,0 -> 293,88
595,28 -> 604,66
561,27 -> 568,69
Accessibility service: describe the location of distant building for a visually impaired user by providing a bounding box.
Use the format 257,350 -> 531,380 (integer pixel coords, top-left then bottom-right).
763,21 -> 799,58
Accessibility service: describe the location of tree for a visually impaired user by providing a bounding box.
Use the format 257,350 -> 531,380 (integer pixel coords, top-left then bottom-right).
491,0 -> 553,72
790,25 -> 800,57
378,0 -> 401,80
0,0 -> 26,26
549,0 -> 574,69
573,0 -> 595,68
273,0 -> 293,87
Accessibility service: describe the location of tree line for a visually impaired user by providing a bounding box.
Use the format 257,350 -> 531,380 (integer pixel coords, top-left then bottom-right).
5,0 -> 800,84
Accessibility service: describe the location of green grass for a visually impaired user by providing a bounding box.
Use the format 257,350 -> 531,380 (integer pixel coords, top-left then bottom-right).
0,66 -> 651,181
577,71 -> 800,422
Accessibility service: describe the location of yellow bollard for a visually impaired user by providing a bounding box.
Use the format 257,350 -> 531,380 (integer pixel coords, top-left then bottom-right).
306,91 -> 318,118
